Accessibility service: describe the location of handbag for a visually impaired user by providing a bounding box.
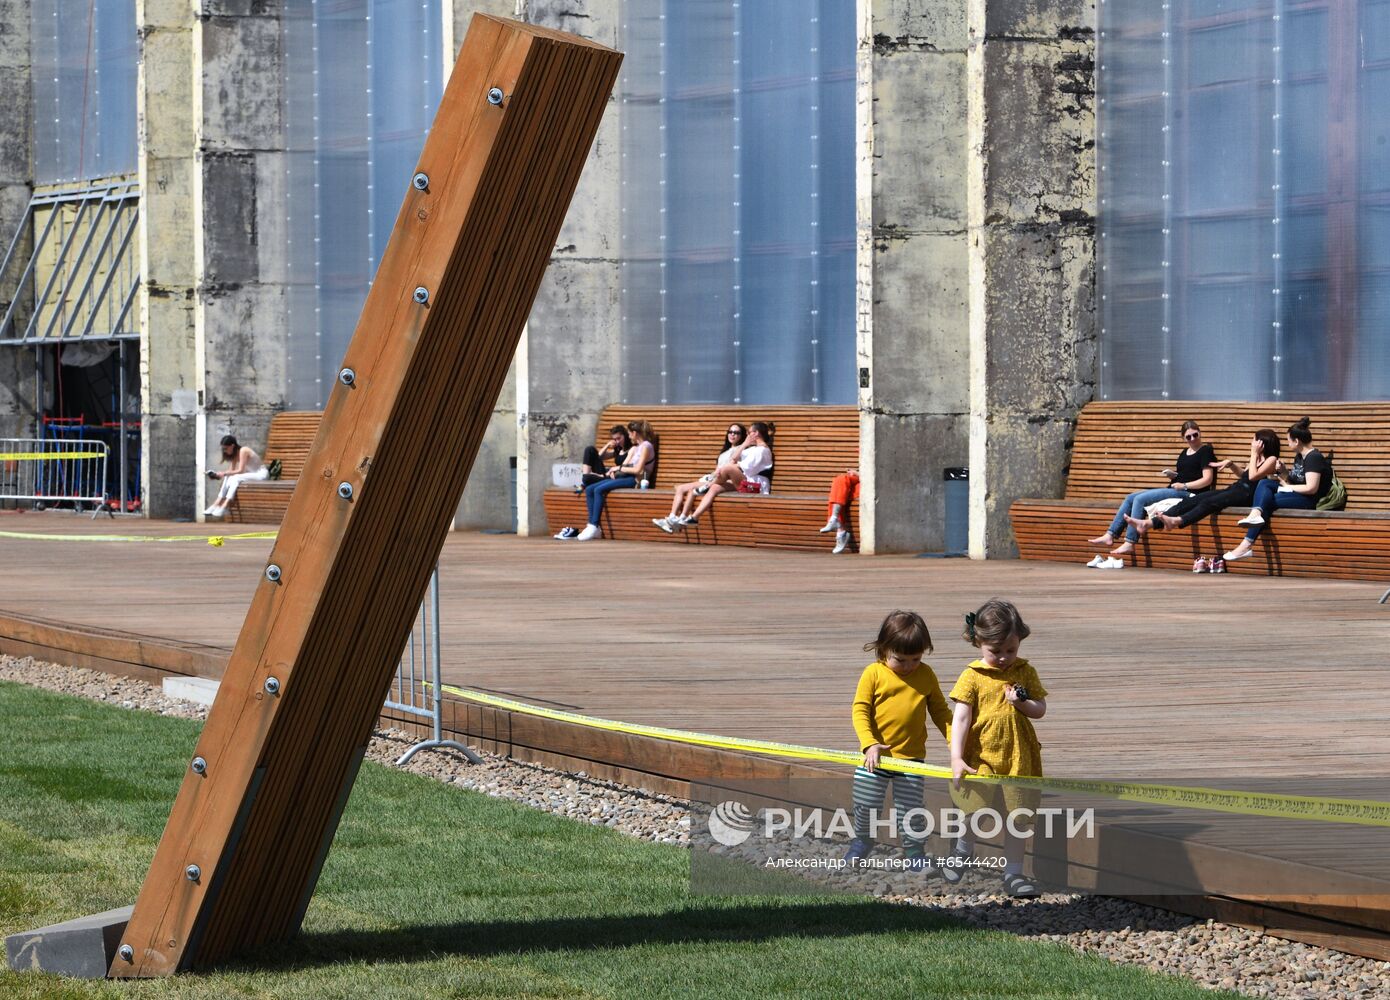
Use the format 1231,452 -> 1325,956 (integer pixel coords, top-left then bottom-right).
1316,475 -> 1347,511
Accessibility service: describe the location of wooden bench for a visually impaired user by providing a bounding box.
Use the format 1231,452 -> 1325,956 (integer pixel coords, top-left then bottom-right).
541,405 -> 859,551
225,411 -> 322,524
1011,401 -> 1390,581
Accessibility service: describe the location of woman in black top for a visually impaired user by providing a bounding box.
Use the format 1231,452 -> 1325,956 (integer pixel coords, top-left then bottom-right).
1088,420 -> 1217,556
1224,417 -> 1333,562
1127,429 -> 1281,535
579,425 -> 631,487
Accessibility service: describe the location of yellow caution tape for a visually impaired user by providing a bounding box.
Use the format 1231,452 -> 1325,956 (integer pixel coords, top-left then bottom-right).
441,683 -> 1390,828
0,529 -> 277,544
0,452 -> 106,460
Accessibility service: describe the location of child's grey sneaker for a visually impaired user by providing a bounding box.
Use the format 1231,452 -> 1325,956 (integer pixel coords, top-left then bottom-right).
1002,872 -> 1040,898
939,846 -> 970,884
843,838 -> 872,864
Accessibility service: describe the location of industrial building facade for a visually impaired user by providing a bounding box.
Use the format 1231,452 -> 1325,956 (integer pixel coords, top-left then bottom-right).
4,2 -> 1372,555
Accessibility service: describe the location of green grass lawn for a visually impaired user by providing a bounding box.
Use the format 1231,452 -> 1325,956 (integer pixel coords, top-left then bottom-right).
0,680 -> 1236,999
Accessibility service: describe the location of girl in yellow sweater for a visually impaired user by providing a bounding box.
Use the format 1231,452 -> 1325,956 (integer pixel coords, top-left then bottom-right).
948,599 -> 1048,897
845,610 -> 952,870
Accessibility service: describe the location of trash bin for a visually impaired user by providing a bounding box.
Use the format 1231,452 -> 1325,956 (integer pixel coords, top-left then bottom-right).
943,467 -> 968,556
509,456 -> 518,533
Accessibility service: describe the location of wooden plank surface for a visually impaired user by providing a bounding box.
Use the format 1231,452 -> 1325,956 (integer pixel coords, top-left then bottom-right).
4,517 -> 1387,782
542,488 -> 858,551
1060,401 -> 1390,507
109,16 -> 622,976
1013,499 -> 1390,580
589,405 -> 859,494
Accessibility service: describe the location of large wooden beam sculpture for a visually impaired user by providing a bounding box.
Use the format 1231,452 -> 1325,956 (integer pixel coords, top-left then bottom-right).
111,17 -> 620,976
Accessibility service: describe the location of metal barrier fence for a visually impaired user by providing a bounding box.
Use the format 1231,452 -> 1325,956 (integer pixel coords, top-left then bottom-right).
384,567 -> 482,766
0,438 -> 111,516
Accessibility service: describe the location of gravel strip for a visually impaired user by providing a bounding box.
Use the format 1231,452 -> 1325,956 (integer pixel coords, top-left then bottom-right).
4,654 -> 1387,998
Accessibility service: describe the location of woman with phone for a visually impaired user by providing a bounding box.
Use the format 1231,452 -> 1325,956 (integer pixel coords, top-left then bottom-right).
1086,420 -> 1216,561
204,434 -> 267,519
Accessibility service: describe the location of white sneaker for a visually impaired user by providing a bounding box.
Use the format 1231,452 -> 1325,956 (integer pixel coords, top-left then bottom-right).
832,530 -> 852,554
203,504 -> 219,516
1097,556 -> 1125,569
652,516 -> 675,534
576,524 -> 602,541
1224,547 -> 1254,561
819,517 -> 841,534
1236,509 -> 1264,526
206,507 -> 225,519
1085,554 -> 1105,568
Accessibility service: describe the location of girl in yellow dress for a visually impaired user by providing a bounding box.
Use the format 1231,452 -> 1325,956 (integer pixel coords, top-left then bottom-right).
947,599 -> 1048,897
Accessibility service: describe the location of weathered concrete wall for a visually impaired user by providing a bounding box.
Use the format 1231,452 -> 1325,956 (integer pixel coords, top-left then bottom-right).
856,0 -> 970,554
450,0 -> 524,531
513,0 -> 623,536
0,0 -> 33,440
193,1 -> 288,517
966,0 -> 1097,558
138,0 -> 200,517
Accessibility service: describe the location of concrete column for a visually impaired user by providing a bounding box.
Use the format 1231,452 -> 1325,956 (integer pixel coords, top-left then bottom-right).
966,0 -> 1097,558
514,0 -> 622,536
193,1 -> 288,518
856,1 -> 970,554
450,0 -> 523,531
0,0 -> 34,439
138,0 -> 200,517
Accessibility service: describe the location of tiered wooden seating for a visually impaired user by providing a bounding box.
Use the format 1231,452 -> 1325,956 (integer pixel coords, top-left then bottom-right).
1011,401 -> 1390,581
225,411 -> 322,524
542,404 -> 859,551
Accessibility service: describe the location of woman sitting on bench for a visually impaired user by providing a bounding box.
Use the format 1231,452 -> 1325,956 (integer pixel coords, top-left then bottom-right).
575,419 -> 656,541
1223,417 -> 1334,563
679,421 -> 774,527
578,424 -> 631,488
1126,429 -> 1281,536
651,422 -> 746,533
1088,419 -> 1216,557
204,434 -> 268,519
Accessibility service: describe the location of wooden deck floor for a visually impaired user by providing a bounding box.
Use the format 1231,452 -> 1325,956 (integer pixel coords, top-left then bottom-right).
3,511 -> 1388,781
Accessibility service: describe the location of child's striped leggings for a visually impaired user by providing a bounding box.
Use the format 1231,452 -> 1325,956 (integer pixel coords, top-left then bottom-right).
852,766 -> 925,850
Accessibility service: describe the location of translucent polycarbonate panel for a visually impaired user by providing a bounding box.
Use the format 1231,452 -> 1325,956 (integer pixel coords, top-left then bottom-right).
281,0 -> 441,409
620,0 -> 855,405
32,0 -> 137,184
1099,0 -> 1390,401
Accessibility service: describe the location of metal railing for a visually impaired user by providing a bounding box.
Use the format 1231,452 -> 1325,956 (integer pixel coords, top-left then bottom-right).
0,437 -> 111,516
384,567 -> 482,766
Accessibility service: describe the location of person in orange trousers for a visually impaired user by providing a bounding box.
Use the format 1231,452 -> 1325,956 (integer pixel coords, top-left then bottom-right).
820,467 -> 859,554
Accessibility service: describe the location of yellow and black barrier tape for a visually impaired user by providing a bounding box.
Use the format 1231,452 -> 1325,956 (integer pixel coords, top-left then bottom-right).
441,683 -> 1390,828
0,451 -> 106,461
0,529 -> 277,546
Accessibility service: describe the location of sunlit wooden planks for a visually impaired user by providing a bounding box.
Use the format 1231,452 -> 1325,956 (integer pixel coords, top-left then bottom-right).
589,404 -> 860,493
1013,400 -> 1390,580
226,411 -> 322,524
540,404 -> 859,548
111,15 -> 620,976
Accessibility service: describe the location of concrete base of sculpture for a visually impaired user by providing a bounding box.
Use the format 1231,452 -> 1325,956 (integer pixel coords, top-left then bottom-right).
5,905 -> 133,978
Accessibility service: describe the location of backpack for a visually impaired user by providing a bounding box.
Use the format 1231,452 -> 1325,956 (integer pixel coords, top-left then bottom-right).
1315,475 -> 1346,511
267,459 -> 283,481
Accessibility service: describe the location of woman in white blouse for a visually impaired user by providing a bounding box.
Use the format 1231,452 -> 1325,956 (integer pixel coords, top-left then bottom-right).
680,421 -> 774,526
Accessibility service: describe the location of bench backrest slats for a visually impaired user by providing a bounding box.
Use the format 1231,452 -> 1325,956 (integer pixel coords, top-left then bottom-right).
1066,402 -> 1390,510
263,412 -> 323,481
595,405 -> 858,495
